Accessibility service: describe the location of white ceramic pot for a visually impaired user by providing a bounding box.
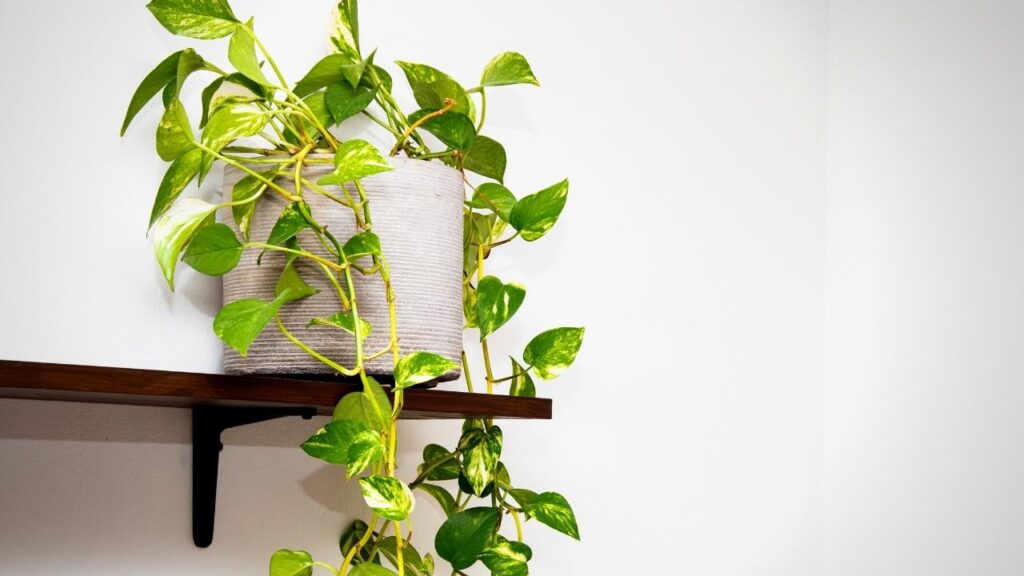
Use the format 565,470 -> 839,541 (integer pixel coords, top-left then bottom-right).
219,157 -> 464,381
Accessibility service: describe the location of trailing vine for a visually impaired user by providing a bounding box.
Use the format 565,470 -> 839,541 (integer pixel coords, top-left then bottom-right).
124,1 -> 584,574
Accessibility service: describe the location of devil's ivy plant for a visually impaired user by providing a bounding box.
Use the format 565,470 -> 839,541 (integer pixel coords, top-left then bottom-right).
124,1 -> 584,574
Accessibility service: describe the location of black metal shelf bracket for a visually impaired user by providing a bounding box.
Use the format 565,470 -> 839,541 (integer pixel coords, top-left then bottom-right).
192,405 -> 316,548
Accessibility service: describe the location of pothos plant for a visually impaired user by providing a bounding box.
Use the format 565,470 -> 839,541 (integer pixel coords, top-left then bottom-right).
123,1 -> 584,574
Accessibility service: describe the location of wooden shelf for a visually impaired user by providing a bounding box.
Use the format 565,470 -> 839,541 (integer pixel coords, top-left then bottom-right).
0,359 -> 552,547
0,360 -> 551,420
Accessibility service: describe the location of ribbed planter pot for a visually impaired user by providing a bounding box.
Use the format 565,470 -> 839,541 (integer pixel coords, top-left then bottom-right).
219,157 -> 464,382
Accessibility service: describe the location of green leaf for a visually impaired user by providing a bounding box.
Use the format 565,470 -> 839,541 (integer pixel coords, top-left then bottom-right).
199,76 -> 225,129
418,444 -> 460,481
407,109 -> 476,151
230,170 -> 273,240
480,52 -> 540,87
480,537 -> 532,576
294,54 -> 365,97
276,263 -> 318,302
349,564 -> 397,576
151,198 -> 216,289
339,520 -> 372,561
507,487 -> 538,508
467,183 -> 516,222
183,223 -> 242,275
394,352 -> 458,389
334,377 -> 391,431
213,291 -> 290,356
301,419 -> 384,477
146,0 -> 239,39
475,275 -> 525,340
325,82 -> 378,125
342,231 -> 381,261
122,50 -> 193,136
156,99 -> 194,161
359,476 -> 414,521
509,179 -> 569,242
228,18 -> 271,86
510,357 -> 536,398
415,483 -> 457,518
523,327 -> 585,380
149,148 -> 202,228
200,103 -> 268,174
269,549 -> 313,576
377,537 -> 429,576
309,311 -> 371,339
523,492 -> 580,540
463,284 -> 478,328
434,507 -> 501,570
319,139 -> 392,186
412,79 -> 474,120
330,0 -> 361,60
395,61 -> 449,89
463,136 -> 507,183
267,202 -> 312,246
460,426 -> 502,497
395,61 -> 474,119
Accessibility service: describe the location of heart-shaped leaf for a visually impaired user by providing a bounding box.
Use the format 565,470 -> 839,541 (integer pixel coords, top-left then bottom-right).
228,18 -> 271,86
479,537 -> 532,576
149,148 -> 202,228
342,231 -> 381,261
213,290 -> 291,356
269,549 -> 313,576
509,179 -> 569,242
309,311 -> 371,339
481,52 -> 540,87
152,197 -> 216,289
146,0 -> 240,39
408,109 -> 476,151
418,444 -> 460,481
463,136 -> 507,183
394,352 -> 459,389
415,483 -> 457,518
460,426 -> 503,497
318,139 -> 392,186
434,507 -> 501,570
522,327 -> 585,380
325,82 -> 378,124
509,357 -> 536,398
156,99 -> 194,161
358,475 -> 414,521
183,223 -> 243,275
302,419 -> 384,478
476,275 -> 526,340
522,491 -> 580,540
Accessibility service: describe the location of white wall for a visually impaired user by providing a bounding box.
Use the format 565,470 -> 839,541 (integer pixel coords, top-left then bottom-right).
1,1 -> 829,574
823,1 -> 1024,574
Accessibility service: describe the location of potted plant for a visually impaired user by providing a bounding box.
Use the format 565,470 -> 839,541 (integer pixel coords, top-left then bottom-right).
123,0 -> 585,573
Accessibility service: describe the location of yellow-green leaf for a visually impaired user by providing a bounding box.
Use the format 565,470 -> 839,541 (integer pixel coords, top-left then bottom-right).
481,52 -> 540,87
509,179 -> 568,242
476,275 -> 526,340
394,352 -> 459,389
146,0 -> 239,40
183,222 -> 242,275
269,549 -> 313,576
228,18 -> 271,86
156,99 -> 194,161
318,140 -> 392,186
522,327 -> 585,380
151,197 -> 216,289
358,475 -> 414,521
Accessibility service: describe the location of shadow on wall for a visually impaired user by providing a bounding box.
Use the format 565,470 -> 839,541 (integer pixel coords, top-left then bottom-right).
0,398 -> 329,447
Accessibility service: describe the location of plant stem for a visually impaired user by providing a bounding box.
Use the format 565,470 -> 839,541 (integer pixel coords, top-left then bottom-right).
275,316 -> 359,376
389,99 -> 457,156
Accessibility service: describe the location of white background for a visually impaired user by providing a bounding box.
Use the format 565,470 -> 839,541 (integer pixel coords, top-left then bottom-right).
0,1 -> 1018,574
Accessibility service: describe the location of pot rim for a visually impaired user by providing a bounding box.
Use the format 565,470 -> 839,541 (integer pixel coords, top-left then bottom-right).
224,154 -> 462,180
